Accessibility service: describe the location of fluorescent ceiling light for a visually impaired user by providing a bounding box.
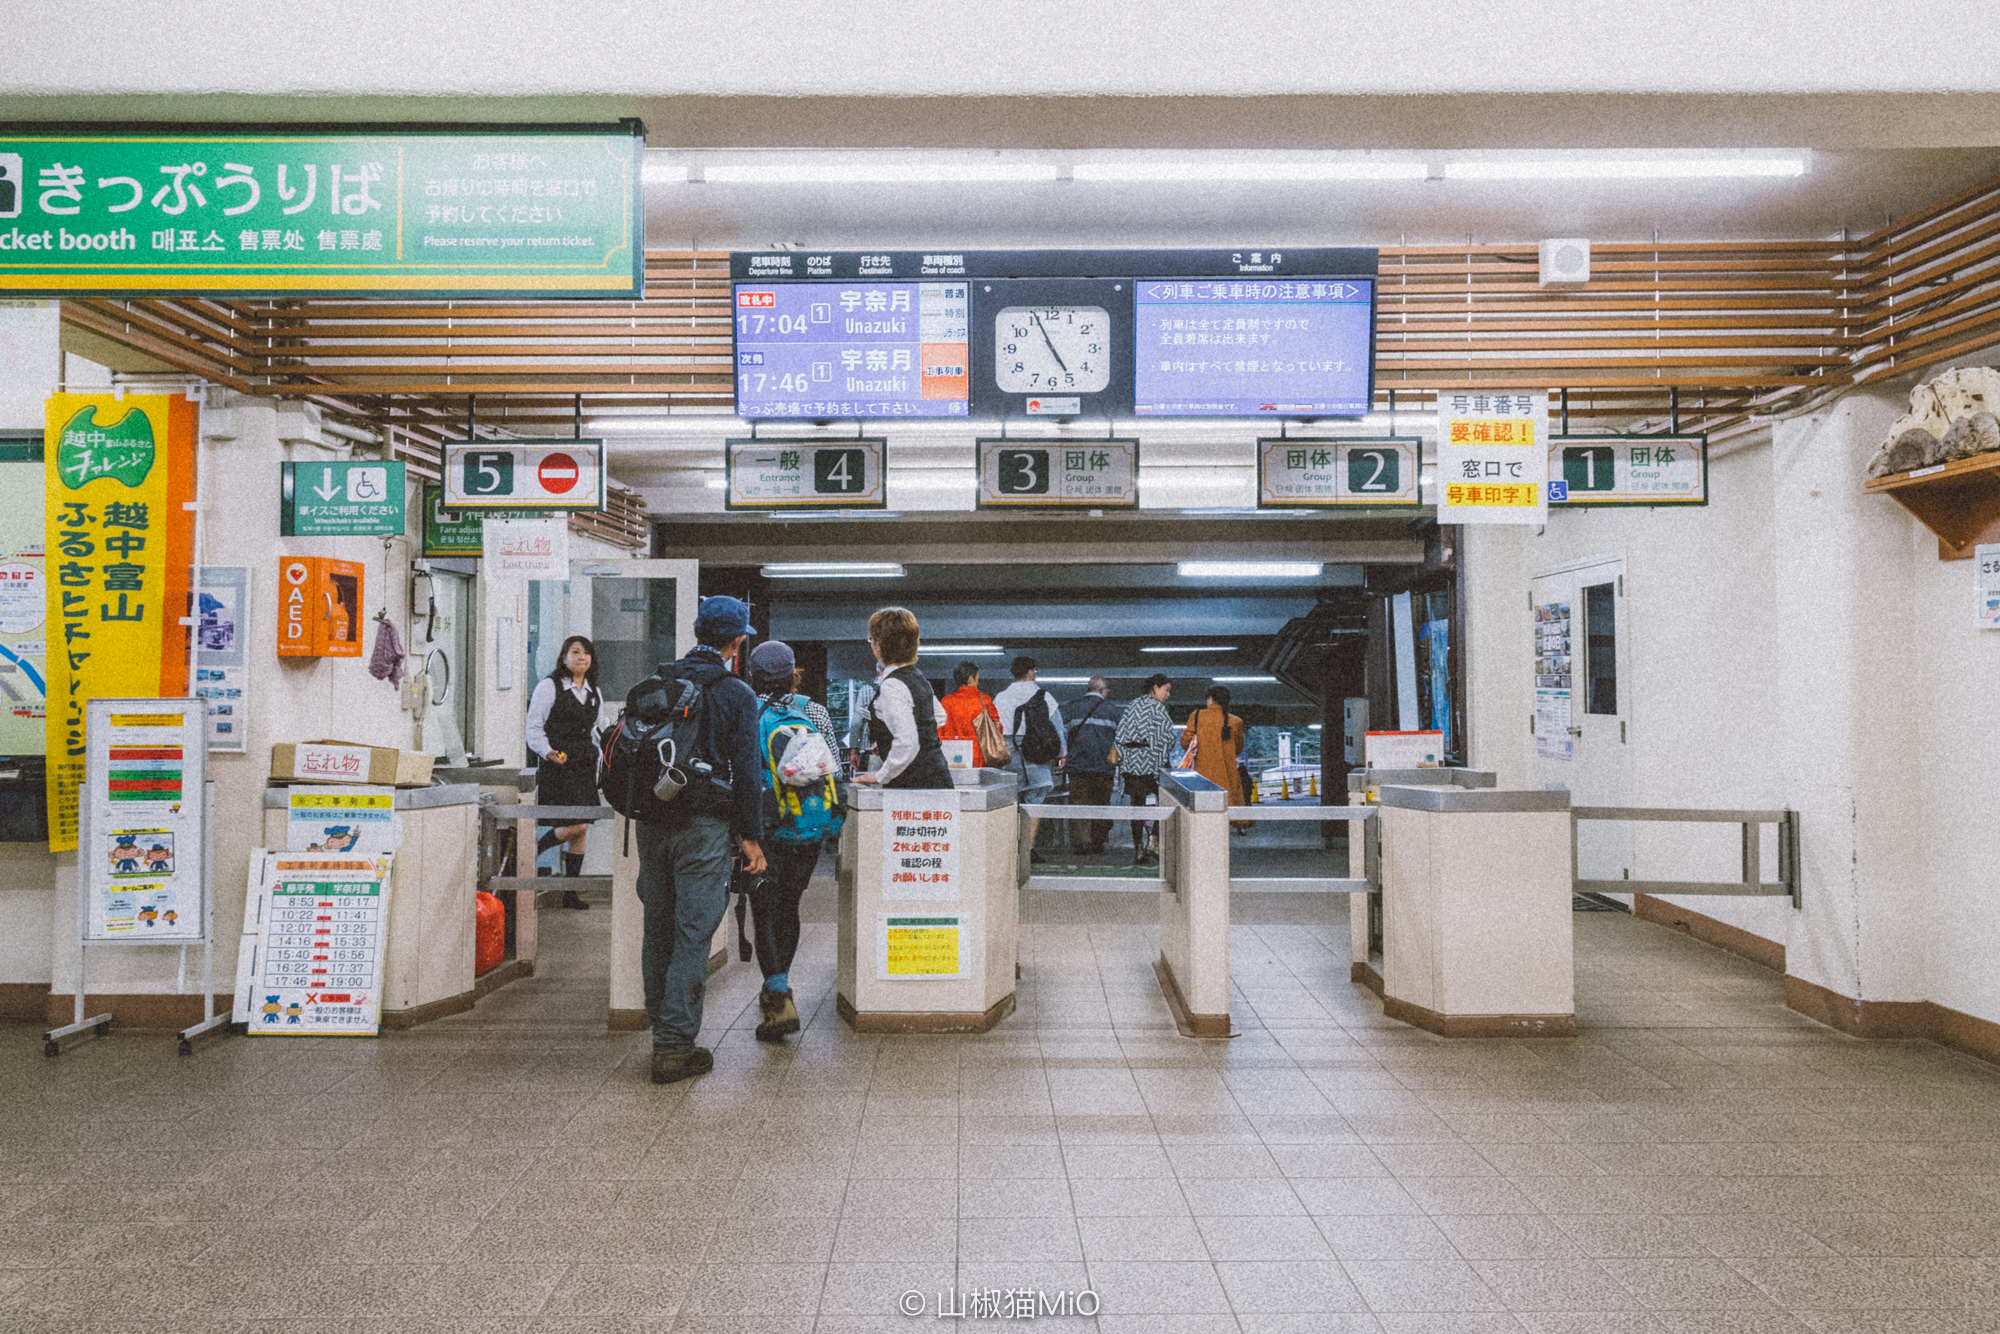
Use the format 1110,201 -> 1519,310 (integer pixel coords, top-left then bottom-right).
917,644 -> 1005,654
1075,161 -> 1425,183
1307,724 -> 1323,730
1033,676 -> 1094,683
703,162 -> 1060,185
1443,158 -> 1805,181
1177,561 -> 1323,578
760,562 -> 906,578
1213,676 -> 1277,683
1140,646 -> 1238,653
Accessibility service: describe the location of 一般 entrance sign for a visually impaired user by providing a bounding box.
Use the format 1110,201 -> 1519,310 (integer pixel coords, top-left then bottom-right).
724,438 -> 887,510
1257,437 -> 1421,508
1438,391 -> 1550,525
975,438 -> 1138,509
0,125 -> 643,297
1546,435 -> 1708,506
441,440 -> 605,512
280,460 -> 406,536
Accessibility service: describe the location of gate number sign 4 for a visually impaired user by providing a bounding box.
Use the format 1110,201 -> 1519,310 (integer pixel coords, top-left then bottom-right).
814,448 -> 865,494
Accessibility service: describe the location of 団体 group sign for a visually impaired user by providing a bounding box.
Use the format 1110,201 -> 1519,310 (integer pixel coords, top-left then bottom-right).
0,123 -> 644,296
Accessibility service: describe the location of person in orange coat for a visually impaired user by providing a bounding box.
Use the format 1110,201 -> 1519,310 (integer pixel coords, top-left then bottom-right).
938,660 -> 1002,767
1179,685 -> 1252,833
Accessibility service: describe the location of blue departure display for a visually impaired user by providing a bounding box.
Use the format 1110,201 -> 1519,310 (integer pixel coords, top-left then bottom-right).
733,281 -> 970,419
1132,279 -> 1374,417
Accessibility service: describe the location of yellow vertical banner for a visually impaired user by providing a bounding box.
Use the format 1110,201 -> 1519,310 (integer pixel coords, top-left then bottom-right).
43,393 -> 197,850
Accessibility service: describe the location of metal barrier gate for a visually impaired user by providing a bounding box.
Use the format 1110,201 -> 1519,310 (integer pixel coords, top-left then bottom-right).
1572,807 -> 1802,909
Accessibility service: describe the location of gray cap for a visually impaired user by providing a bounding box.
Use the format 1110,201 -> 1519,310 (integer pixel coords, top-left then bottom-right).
748,639 -> 796,680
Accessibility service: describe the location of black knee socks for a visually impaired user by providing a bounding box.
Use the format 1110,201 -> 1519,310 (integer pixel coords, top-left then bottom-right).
562,852 -> 584,877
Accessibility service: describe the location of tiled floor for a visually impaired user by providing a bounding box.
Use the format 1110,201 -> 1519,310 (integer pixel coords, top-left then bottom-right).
7,884 -> 2000,1333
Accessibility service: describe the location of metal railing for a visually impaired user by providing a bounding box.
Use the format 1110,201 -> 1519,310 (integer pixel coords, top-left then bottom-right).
1019,803 -> 1172,893
1224,805 -> 1379,894
1571,807 -> 1801,909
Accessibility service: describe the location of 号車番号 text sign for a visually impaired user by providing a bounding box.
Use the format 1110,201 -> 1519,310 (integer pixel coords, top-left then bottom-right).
1439,392 -> 1549,525
881,788 -> 960,902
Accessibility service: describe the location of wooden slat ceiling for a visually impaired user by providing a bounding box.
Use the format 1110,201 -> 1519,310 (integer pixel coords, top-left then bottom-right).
60,168 -> 2000,466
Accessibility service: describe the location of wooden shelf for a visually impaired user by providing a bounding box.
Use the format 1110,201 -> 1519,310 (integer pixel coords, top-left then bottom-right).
1866,450 -> 2000,559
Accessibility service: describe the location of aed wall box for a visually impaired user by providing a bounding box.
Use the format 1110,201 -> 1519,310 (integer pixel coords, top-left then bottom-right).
277,557 -> 364,659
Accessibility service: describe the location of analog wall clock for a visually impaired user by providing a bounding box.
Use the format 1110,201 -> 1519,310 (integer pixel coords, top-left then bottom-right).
970,278 -> 1134,420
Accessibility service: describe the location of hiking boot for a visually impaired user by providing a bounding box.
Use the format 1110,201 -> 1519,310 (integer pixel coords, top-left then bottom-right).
650,1047 -> 714,1084
756,987 -> 800,1042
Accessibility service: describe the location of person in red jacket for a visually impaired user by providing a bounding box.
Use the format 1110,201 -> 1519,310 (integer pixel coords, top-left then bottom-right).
938,660 -> 1001,768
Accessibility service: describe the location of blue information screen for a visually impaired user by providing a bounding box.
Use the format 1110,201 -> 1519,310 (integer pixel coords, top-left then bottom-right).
733,281 -> 970,418
1132,278 -> 1374,417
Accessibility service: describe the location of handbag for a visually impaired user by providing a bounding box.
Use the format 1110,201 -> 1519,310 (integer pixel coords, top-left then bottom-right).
972,706 -> 1011,767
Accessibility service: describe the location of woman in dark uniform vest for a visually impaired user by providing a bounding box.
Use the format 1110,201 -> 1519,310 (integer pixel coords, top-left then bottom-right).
526,634 -> 602,909
849,606 -> 954,791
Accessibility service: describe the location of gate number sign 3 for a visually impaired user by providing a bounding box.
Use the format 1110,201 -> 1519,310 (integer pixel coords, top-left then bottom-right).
998,449 -> 1051,494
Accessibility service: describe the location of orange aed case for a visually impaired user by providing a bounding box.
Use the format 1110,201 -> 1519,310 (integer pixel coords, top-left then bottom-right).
277,557 -> 364,658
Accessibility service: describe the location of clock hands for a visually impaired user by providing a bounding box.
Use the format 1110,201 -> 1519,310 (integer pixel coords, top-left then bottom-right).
1029,313 -> 1070,375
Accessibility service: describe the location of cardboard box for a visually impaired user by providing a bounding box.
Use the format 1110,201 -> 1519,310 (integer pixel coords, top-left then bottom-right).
272,739 -> 435,788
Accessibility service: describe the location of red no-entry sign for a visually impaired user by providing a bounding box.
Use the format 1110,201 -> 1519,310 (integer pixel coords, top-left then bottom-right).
537,452 -> 579,494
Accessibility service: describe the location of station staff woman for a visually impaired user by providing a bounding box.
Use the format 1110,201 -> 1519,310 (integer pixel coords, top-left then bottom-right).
526,634 -> 601,910
850,606 -> 954,791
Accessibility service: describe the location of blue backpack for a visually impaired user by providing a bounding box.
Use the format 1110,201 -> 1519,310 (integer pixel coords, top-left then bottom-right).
757,697 -> 844,845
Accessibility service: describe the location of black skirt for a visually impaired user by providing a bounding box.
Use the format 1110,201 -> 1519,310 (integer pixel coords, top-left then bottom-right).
536,751 -> 600,809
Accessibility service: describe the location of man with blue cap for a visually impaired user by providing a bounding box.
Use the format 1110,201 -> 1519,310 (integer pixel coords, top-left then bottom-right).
633,594 -> 766,1084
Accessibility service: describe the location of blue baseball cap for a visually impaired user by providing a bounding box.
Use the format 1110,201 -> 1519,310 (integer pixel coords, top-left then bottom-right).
695,595 -> 753,642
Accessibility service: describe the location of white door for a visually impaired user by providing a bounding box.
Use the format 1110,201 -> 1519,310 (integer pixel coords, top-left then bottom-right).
1528,558 -> 1632,889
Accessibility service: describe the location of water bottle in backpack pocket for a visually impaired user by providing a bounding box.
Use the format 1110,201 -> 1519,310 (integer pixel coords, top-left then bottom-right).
600,671 -> 727,823
758,697 -> 844,845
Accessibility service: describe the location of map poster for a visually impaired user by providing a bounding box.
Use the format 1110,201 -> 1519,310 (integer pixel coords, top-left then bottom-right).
250,851 -> 394,1037
83,697 -> 204,940
193,565 -> 249,753
1534,601 -> 1575,762
880,787 -> 960,901
880,913 -> 965,980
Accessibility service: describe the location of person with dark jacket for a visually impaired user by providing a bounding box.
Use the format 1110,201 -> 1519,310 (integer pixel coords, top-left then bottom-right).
850,606 -> 953,791
636,595 -> 766,1085
1059,676 -> 1123,853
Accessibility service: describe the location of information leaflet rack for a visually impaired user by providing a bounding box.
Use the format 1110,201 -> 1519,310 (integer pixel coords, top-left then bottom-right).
44,697 -> 214,1056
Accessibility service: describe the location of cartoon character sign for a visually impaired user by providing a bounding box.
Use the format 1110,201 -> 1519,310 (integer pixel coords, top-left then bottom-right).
261,996 -> 282,1023
308,826 -> 360,853
143,842 -> 172,873
137,903 -> 159,926
109,835 -> 142,874
284,1001 -> 302,1024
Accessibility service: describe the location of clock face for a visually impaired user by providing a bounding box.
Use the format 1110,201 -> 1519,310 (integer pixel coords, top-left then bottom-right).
993,305 -> 1111,394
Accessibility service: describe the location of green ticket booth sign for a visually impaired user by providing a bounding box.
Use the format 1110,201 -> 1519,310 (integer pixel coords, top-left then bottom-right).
0,123 -> 643,297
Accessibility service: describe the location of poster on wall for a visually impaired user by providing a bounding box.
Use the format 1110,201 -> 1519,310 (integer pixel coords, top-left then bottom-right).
285,786 -> 400,854
1438,391 -> 1549,525
1978,544 -> 2000,630
193,565 -> 249,753
249,850 -> 394,1037
1534,600 -> 1574,762
43,393 -> 198,850
82,698 -> 204,941
880,913 -> 965,980
0,439 -> 46,756
880,788 -> 960,901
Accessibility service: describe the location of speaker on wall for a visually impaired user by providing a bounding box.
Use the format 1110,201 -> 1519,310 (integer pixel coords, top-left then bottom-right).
1538,238 -> 1591,287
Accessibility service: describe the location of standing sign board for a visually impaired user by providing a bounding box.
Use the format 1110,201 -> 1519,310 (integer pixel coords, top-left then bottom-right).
881,789 -> 961,901
280,460 -> 407,535
1548,436 -> 1707,506
442,440 -> 605,511
193,565 -> 249,752
1257,438 -> 1421,508
1438,392 -> 1549,525
44,393 -> 198,850
83,698 -> 204,940
0,127 -> 643,298
725,438 -> 887,510
975,438 -> 1138,509
248,850 -> 393,1036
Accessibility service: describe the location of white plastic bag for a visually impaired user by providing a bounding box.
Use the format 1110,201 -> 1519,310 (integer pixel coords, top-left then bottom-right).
776,728 -> 838,786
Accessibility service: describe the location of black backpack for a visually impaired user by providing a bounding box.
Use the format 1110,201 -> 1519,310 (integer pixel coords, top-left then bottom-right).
1015,687 -> 1062,765
599,666 -> 729,827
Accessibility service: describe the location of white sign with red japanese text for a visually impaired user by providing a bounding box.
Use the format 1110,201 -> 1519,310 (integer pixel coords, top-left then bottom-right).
482,517 -> 569,580
291,743 -> 373,784
881,788 -> 961,902
1438,391 -> 1549,525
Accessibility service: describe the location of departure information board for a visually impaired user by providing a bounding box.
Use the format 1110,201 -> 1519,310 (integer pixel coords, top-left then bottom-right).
1133,279 -> 1374,416
733,281 -> 970,418
730,250 -> 1377,421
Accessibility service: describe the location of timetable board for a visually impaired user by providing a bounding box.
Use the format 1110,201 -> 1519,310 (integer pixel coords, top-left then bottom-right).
248,850 -> 394,1037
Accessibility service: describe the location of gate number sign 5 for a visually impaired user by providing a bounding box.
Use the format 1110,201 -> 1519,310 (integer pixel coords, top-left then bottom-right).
463,451 -> 515,496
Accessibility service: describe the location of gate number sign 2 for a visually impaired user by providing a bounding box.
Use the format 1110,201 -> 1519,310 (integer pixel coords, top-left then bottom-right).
1347,447 -> 1400,493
